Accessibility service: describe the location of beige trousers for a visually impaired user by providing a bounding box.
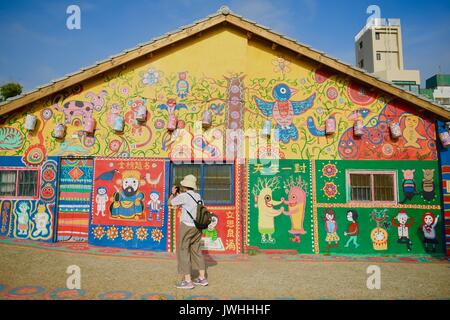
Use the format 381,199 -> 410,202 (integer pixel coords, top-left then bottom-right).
177,222 -> 206,275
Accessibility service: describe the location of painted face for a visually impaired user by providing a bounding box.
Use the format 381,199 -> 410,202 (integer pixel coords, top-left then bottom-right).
397,215 -> 408,225
325,213 -> 333,221
19,203 -> 29,212
424,215 -> 433,225
272,83 -> 292,101
98,188 -> 107,195
150,192 -> 159,201
402,169 -> 415,180
346,211 -> 353,221
122,178 -> 139,197
338,131 -> 359,159
405,116 -> 419,128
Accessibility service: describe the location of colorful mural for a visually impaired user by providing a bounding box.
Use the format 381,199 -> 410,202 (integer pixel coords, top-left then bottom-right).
0,25 -> 446,256
247,160 -> 314,253
0,156 -> 60,242
437,120 -> 450,256
315,160 -> 442,254
169,163 -> 243,255
89,158 -> 169,250
56,158 -> 94,241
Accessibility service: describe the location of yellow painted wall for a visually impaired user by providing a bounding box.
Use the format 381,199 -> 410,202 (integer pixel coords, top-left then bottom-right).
0,26 -> 437,162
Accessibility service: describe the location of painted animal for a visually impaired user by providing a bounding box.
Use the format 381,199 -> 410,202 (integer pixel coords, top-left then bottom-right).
282,176 -> 307,243
422,169 -> 435,201
402,115 -> 426,148
401,169 -> 416,202
253,83 -> 315,143
252,177 -> 285,243
157,98 -> 188,115
348,108 -> 371,120
54,90 -> 107,124
145,172 -> 163,187
95,169 -> 119,181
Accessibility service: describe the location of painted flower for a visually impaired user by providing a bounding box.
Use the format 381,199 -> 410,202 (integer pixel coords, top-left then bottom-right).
382,143 -> 394,156
316,106 -> 324,115
323,182 -> 338,199
142,67 -> 160,86
322,163 -> 338,178
154,119 -> 165,129
257,146 -> 285,159
151,228 -> 164,242
272,57 -> 291,74
136,227 -> 148,241
120,87 -> 129,96
109,139 -> 122,152
41,108 -> 53,120
106,226 -> 119,240
170,144 -> 191,161
326,87 -> 338,100
121,227 -> 133,241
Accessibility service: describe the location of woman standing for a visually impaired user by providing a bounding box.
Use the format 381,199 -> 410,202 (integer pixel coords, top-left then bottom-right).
169,174 -> 208,289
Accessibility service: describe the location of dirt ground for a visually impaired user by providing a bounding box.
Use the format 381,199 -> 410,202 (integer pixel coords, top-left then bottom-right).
0,243 -> 449,300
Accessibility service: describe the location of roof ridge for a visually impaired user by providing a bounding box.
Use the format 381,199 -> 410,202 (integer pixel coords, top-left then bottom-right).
1,6 -> 449,119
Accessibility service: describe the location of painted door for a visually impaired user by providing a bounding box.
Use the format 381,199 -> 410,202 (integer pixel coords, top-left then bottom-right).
56,158 -> 94,242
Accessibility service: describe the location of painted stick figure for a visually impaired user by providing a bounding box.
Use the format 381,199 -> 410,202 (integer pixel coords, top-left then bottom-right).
95,186 -> 108,217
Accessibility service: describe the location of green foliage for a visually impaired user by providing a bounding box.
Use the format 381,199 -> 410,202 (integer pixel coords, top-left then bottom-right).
0,82 -> 22,101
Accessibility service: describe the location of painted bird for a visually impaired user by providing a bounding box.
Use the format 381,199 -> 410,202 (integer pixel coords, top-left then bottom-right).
306,117 -> 326,137
157,98 -> 187,115
253,83 -> 316,143
95,169 -> 119,181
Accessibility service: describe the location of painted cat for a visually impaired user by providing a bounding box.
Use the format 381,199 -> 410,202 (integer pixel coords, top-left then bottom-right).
422,169 -> 435,201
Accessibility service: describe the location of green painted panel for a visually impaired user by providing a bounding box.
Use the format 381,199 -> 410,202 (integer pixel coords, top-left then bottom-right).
317,207 -> 443,255
247,160 -> 314,253
315,160 -> 441,205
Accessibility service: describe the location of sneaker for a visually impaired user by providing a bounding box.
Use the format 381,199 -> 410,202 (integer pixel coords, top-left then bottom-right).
175,280 -> 194,289
193,278 -> 209,286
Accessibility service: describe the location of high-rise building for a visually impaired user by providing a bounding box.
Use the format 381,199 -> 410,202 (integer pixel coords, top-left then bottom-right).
424,74 -> 450,108
355,18 -> 421,93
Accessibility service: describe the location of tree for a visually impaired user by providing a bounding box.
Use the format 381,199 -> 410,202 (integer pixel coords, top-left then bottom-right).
0,82 -> 22,101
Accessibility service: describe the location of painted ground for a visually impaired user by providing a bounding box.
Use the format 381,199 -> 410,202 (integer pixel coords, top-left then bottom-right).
0,238 -> 449,300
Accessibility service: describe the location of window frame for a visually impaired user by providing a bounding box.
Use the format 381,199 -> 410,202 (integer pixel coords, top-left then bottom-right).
346,170 -> 398,205
0,167 -> 40,200
170,162 -> 235,206
376,52 -> 381,61
375,32 -> 380,40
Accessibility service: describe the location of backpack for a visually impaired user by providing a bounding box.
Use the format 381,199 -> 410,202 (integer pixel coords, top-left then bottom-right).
185,192 -> 213,230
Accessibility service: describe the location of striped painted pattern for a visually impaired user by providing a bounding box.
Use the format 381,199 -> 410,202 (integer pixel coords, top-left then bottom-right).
442,165 -> 450,256
56,159 -> 94,242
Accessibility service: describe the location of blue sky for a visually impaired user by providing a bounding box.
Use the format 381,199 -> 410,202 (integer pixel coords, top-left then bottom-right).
0,0 -> 449,91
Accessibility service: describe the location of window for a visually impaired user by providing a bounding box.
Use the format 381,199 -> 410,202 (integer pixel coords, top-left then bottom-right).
375,32 -> 380,40
0,169 -> 39,198
359,41 -> 363,49
171,163 -> 234,205
347,171 -> 396,203
376,53 -> 381,60
359,59 -> 364,68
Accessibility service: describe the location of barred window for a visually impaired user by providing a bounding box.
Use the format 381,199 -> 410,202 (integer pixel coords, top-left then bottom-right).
0,169 -> 39,198
171,163 -> 234,205
348,171 -> 396,203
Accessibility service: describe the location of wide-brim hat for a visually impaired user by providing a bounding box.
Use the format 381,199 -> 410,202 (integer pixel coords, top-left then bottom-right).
180,174 -> 197,190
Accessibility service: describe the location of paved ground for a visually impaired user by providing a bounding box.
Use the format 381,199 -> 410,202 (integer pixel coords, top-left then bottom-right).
0,239 -> 449,300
